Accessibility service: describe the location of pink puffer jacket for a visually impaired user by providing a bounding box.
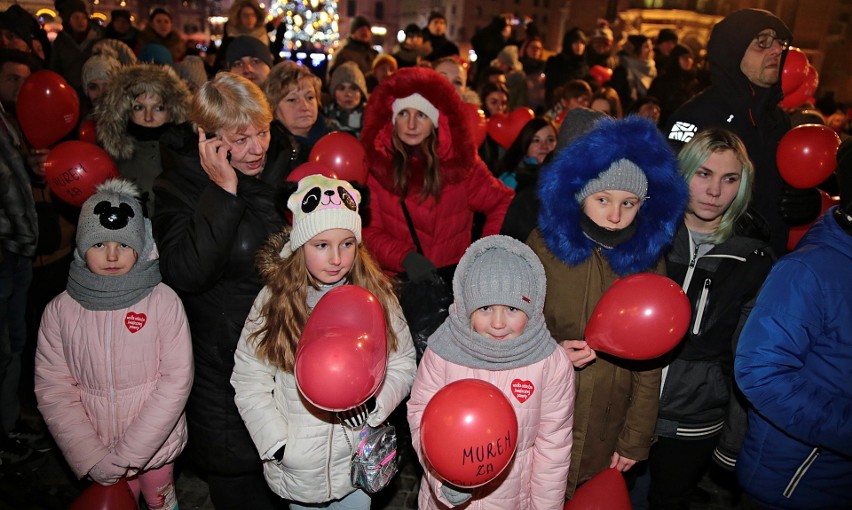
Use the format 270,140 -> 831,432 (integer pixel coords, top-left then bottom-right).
408,348 -> 575,509
35,284 -> 193,479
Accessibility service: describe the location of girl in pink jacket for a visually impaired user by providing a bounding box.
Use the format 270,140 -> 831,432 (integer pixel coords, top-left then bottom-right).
408,235 -> 576,509
35,179 -> 192,510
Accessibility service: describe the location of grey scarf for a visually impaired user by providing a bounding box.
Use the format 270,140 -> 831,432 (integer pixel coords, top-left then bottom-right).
66,220 -> 162,311
428,306 -> 556,370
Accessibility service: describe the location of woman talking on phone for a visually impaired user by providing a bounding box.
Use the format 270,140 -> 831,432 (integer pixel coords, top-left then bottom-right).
152,72 -> 290,509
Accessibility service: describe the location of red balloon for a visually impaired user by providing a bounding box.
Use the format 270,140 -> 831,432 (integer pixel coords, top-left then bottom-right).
79,119 -> 98,144
70,478 -> 138,510
461,103 -> 488,147
585,273 -> 690,360
44,141 -> 119,207
589,65 -> 614,87
563,468 -> 631,510
309,132 -> 368,184
787,189 -> 839,251
781,47 -> 809,95
487,107 -> 535,149
295,285 -> 387,411
16,70 -> 80,149
777,124 -> 840,189
286,162 -> 339,183
420,379 -> 518,488
780,65 -> 819,109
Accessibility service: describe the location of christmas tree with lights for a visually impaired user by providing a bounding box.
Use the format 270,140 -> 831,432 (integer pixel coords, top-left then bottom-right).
268,0 -> 339,53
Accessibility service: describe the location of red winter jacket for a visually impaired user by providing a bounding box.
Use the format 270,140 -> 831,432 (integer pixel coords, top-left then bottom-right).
361,68 -> 514,273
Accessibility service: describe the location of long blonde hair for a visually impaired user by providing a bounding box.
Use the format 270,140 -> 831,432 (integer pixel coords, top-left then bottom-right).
249,230 -> 400,372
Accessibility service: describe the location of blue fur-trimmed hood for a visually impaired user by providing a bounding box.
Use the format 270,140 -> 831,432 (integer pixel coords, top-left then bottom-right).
537,116 -> 687,275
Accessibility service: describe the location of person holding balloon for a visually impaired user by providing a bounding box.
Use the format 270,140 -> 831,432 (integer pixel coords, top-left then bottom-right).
231,175 -> 416,509
526,116 -> 688,499
642,129 -> 774,508
359,66 -> 513,278
407,235 -> 575,508
152,72 -> 291,509
35,179 -> 192,510
95,63 -> 192,217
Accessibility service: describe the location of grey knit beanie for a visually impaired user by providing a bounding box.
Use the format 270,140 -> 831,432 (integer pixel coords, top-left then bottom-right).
330,61 -> 368,98
576,158 -> 649,203
461,236 -> 545,319
76,179 -> 147,257
555,106 -> 606,155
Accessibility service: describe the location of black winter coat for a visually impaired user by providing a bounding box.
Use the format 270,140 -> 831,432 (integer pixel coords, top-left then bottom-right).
152,124 -> 290,475
658,222 -> 773,468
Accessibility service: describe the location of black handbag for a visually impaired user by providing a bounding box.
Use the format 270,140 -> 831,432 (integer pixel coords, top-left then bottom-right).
397,199 -> 454,362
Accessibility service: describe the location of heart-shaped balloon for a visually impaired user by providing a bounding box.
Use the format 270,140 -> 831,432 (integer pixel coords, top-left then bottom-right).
294,285 -> 387,411
781,47 -> 809,95
487,107 -> 534,149
589,65 -> 614,87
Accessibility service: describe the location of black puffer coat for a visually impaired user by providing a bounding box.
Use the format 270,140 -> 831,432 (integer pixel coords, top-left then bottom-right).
151,124 -> 289,475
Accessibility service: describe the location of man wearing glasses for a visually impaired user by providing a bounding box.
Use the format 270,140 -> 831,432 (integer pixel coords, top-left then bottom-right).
663,8 -> 821,257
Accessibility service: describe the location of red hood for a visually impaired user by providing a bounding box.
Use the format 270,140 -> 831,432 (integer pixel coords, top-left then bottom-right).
361,67 -> 479,193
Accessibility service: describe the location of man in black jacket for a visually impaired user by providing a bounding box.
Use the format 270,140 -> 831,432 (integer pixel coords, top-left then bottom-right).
663,8 -> 821,255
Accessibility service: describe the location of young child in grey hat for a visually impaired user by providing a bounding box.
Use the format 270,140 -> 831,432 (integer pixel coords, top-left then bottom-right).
407,234 -> 575,509
527,116 -> 687,499
35,179 -> 192,509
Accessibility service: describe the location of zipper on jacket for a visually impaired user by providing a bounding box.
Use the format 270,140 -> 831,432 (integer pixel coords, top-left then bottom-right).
692,279 -> 712,335
327,421 -> 334,500
783,447 -> 821,499
107,313 -> 117,446
682,235 -> 701,292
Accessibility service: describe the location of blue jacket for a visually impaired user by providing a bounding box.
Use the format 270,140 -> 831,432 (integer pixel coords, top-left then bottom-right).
735,208 -> 852,509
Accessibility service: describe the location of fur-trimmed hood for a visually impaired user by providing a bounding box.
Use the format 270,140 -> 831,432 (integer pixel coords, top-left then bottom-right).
537,116 -> 687,275
360,67 -> 478,192
95,64 -> 191,160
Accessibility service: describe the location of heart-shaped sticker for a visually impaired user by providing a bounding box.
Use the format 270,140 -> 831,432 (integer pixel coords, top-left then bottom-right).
511,379 -> 534,403
125,312 -> 147,333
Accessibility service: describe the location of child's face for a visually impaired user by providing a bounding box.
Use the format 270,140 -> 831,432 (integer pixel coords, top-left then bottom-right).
582,190 -> 641,231
85,242 -> 138,276
471,305 -> 529,341
333,82 -> 362,111
303,228 -> 357,285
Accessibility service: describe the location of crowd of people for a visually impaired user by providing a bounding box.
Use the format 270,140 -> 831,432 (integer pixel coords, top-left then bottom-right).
1,3 -> 850,510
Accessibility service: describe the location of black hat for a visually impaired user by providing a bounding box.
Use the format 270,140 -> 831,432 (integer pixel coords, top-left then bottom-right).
55,0 -> 88,21
428,11 -> 445,23
148,7 -> 171,20
225,35 -> 273,69
0,8 -> 33,48
349,15 -> 371,33
657,28 -> 678,45
111,9 -> 131,21
404,23 -> 422,38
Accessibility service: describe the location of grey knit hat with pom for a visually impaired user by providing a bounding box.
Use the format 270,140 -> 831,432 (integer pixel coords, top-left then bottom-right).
76,179 -> 147,257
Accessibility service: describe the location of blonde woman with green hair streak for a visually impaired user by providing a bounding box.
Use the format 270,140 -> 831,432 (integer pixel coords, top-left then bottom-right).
644,128 -> 775,508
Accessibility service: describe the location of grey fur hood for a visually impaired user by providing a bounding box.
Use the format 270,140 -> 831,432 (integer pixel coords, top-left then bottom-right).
95,64 -> 191,160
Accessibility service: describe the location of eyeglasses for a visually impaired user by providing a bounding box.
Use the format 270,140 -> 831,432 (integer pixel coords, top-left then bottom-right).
754,33 -> 789,50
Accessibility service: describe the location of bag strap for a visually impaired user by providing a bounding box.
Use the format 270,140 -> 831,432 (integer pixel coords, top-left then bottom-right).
400,198 -> 424,255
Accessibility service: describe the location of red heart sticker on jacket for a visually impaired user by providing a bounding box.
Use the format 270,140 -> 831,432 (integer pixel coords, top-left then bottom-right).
511,379 -> 534,403
125,312 -> 147,333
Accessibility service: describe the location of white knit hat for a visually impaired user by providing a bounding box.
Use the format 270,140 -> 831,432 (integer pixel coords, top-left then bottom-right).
391,93 -> 439,127
287,174 -> 362,250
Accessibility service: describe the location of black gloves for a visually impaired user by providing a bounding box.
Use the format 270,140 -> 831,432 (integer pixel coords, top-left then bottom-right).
779,185 -> 822,226
337,397 -> 377,430
402,252 -> 437,283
